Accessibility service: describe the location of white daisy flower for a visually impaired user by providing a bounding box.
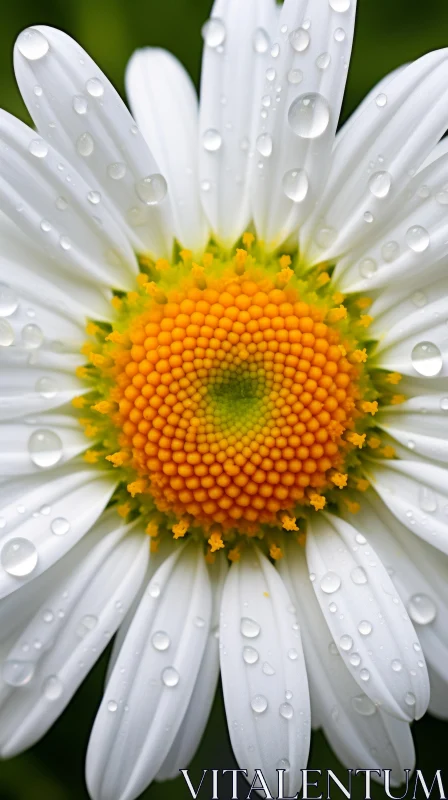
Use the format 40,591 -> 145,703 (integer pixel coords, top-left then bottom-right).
0,1 -> 447,798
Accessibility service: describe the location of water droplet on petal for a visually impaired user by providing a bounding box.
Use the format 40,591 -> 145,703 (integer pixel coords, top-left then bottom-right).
334,28 -> 346,42
73,95 -> 88,115
411,342 -> 443,377
0,319 -> 14,347
107,162 -> 127,180
404,691 -> 416,707
411,291 -> 427,308
359,258 -> 377,278
440,397 -> 448,411
203,129 -> 222,152
59,235 -> 72,251
29,429 -> 63,468
86,77 -> 104,97
162,666 -> 179,687
202,18 -> 226,48
29,139 -> 48,158
107,699 -> 118,712
0,283 -> 18,317
17,28 -> 50,60
2,659 -> 35,687
360,668 -> 370,681
288,93 -> 330,139
51,517 -> 70,536
253,27 -> 270,54
22,324 -> 43,349
391,659 -> 403,672
316,52 -> 331,70
381,241 -> 400,262
340,634 -> 353,651
376,93 -> 387,108
288,69 -> 303,85
241,618 -> 260,638
76,133 -> 94,157
351,566 -> 368,585
329,0 -> 351,11
288,648 -> 298,661
408,594 -> 437,625
406,225 -> 430,253
369,171 -> 392,198
349,652 -> 361,666
279,702 -> 294,719
320,571 -> 341,594
87,190 -> 101,205
1,538 -> 38,576
256,133 -> 273,158
76,614 -> 98,638
358,620 -> 373,636
243,646 -> 259,664
289,28 -> 310,53
135,174 -> 167,205
251,694 -> 268,714
352,695 -> 376,716
277,758 -> 290,772
263,661 -> 276,676
152,631 -> 171,651
282,169 -> 309,202
36,377 -> 58,398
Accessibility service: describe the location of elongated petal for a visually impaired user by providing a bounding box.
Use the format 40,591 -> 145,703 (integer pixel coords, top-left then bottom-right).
126,48 -> 208,253
14,26 -> 174,258
199,0 -> 277,245
0,414 -> 88,477
0,512 -> 148,757
252,0 -> 357,249
86,542 -> 212,800
306,513 -> 429,721
279,540 -> 415,784
220,547 -> 310,797
375,394 -> 448,464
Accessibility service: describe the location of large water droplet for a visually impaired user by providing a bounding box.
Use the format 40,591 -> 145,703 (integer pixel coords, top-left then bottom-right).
406,225 -> 430,253
288,94 -> 330,139
359,258 -> 377,279
107,162 -> 127,180
369,171 -> 392,199
256,133 -> 273,158
76,614 -> 98,638
1,538 -> 38,577
408,594 -> 437,625
253,28 -> 270,54
86,78 -> 104,97
320,571 -> 341,594
243,646 -> 259,664
411,342 -> 443,377
152,631 -> 171,651
51,517 -> 70,536
351,695 -> 376,716
241,617 -> 261,638
404,691 -> 416,707
73,95 -> 88,115
282,169 -> 309,202
349,652 -> 361,667
263,661 -> 276,676
316,52 -> 331,70
391,659 -> 403,672
0,284 -> 18,317
329,0 -> 351,10
135,174 -> 168,205
17,28 -> 50,60
29,139 -> 48,158
2,659 -> 35,687
288,69 -> 303,85
360,668 -> 370,682
351,566 -> 368,585
289,28 -> 310,53
22,324 -> 43,349
0,319 -> 14,347
358,620 -> 373,636
382,241 -> 400,263
203,129 -> 222,152
35,377 -> 58,399
162,666 -> 179,687
251,694 -> 268,714
107,699 -> 118,712
202,18 -> 226,48
376,93 -> 388,108
76,133 -> 94,157
340,634 -> 353,651
43,675 -> 63,700
419,486 -> 438,513
29,429 -> 63,468
279,702 -> 294,719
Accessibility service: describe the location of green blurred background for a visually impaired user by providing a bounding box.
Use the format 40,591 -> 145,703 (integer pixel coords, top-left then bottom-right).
1,0 -> 448,797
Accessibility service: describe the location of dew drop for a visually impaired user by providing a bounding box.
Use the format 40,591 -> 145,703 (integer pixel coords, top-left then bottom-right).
51,517 -> 70,536
351,695 -> 376,716
334,28 -> 346,42
2,659 -> 35,687
135,174 -> 167,205
203,129 -> 222,152
59,235 -> 72,251
316,52 -> 331,70
279,702 -> 294,719
329,0 -> 351,10
76,614 -> 98,638
277,758 -> 290,772
265,67 -> 276,82
194,616 -> 205,628
436,189 -> 448,205
76,132 -> 94,157
376,93 -> 388,108
202,18 -> 226,48
0,283 -> 18,317
359,258 -> 377,279
289,27 -> 310,53
55,196 -> 68,211
411,342 -> 443,377
22,324 -> 43,349
29,139 -> 48,158
107,162 -> 127,180
320,571 -> 341,594
162,666 -> 179,687
253,27 -> 270,54
404,691 -> 416,707
87,190 -> 101,205
351,566 -> 368,585
364,211 -> 374,223
340,634 -> 353,651
360,668 -> 370,682
29,429 -> 63,468
381,241 -> 400,262
391,659 -> 403,672
282,169 -> 309,202
0,319 -> 14,347
288,93 -> 330,139
1,538 -> 38,577
107,699 -> 118,712
241,617 -> 261,638
440,397 -> 448,411
288,648 -> 298,661
406,225 -> 430,253
251,694 -> 268,714
287,69 -> 303,85
358,620 -> 373,636
152,631 -> 171,651
43,675 -> 63,700
408,594 -> 437,625
349,652 -> 361,667
263,661 -> 276,676
148,581 -> 160,598
256,133 -> 273,158
411,291 -> 427,308
329,602 -> 337,613
86,77 -> 104,97
243,646 -> 259,664
328,642 -> 339,656
36,377 -> 58,399
369,171 -> 392,199
17,29 -> 50,61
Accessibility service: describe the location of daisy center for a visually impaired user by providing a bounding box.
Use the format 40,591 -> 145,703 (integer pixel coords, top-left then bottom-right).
77,241 -> 378,553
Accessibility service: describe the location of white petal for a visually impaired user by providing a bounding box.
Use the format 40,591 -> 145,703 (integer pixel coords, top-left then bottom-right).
0,110 -> 137,291
220,547 -> 310,796
126,49 -> 208,253
156,552 -> 228,780
336,65 -> 407,148
0,214 -> 112,325
306,513 -> 430,721
301,49 -> 448,265
348,492 -> 448,683
86,542 -> 212,800
0,465 -> 116,598
365,459 -> 448,555
0,413 -> 88,477
199,0 -> 277,245
334,152 -> 448,296
279,540 -> 414,784
0,512 -> 148,756
253,0 -> 357,250
14,26 -> 174,259
428,665 -> 448,720
376,394 -> 448,464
